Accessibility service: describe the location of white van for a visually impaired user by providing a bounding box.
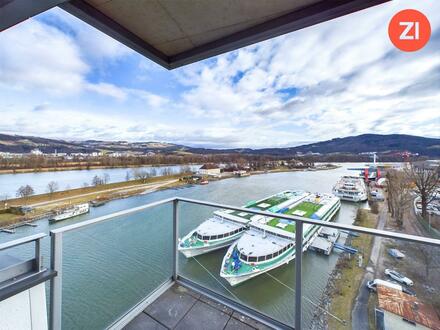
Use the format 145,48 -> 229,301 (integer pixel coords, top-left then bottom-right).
366,279 -> 416,296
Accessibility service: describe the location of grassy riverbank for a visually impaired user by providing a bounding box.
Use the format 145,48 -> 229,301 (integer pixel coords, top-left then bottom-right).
328,208 -> 377,329
0,174 -> 187,228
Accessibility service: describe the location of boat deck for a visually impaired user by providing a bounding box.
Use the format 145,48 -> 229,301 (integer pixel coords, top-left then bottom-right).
125,284 -> 272,330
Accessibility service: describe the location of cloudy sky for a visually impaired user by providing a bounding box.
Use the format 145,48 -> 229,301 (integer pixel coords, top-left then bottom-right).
0,0 -> 439,148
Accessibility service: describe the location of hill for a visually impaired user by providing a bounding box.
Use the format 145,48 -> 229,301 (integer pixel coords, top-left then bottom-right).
0,133 -> 438,157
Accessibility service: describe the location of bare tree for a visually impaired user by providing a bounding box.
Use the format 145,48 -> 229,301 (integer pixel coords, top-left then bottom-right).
125,171 -> 131,181
16,185 -> 35,199
132,169 -> 150,182
92,175 -> 104,186
162,167 -> 172,176
180,165 -> 192,174
103,173 -> 110,184
405,162 -> 439,220
386,169 -> 412,228
47,181 -> 59,194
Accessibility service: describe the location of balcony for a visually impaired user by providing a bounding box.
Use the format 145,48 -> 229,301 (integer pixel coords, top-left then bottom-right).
1,197 -> 440,330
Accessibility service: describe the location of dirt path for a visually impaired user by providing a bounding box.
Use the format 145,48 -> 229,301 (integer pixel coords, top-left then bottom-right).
29,180 -> 178,208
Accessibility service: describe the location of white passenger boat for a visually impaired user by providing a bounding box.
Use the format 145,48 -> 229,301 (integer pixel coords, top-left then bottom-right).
332,176 -> 367,202
178,191 -> 307,258
220,193 -> 341,286
50,203 -> 90,222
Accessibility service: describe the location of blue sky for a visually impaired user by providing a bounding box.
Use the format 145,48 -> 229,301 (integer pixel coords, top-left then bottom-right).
0,0 -> 439,148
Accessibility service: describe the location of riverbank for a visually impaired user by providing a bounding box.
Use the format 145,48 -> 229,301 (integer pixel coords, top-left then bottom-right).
0,174 -> 186,228
313,208 -> 377,329
0,164 -> 340,229
0,163 -> 200,175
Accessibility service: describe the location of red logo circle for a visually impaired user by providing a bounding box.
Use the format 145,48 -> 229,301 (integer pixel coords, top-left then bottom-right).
388,9 -> 431,52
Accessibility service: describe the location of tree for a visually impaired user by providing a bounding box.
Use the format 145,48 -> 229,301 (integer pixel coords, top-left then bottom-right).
92,175 -> 104,186
103,173 -> 110,184
16,185 -> 35,199
132,169 -> 150,182
405,162 -> 439,220
47,181 -> 59,194
125,171 -> 131,181
386,169 -> 412,228
418,245 -> 440,280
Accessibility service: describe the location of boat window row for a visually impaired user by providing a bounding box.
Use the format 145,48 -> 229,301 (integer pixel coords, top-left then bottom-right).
195,226 -> 246,241
239,243 -> 293,263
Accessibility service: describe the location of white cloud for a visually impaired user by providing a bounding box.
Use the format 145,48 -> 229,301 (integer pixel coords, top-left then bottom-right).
0,0 -> 439,148
0,19 -> 88,94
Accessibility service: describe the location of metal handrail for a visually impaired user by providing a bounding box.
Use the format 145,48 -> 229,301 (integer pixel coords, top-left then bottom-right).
176,197 -> 440,246
0,232 -> 46,251
47,196 -> 440,330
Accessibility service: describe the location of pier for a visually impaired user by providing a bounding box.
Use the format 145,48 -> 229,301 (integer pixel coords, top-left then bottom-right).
0,222 -> 38,234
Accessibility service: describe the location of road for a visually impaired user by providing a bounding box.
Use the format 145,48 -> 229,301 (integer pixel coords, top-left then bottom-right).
351,205 -> 387,330
29,179 -> 178,208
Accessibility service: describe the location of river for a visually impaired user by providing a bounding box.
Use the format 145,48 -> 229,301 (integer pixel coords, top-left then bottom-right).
0,164 -> 366,329
0,164 -> 201,198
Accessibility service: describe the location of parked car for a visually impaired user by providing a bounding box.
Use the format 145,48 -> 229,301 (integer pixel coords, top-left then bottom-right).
366,279 -> 416,296
388,248 -> 405,259
385,269 -> 414,286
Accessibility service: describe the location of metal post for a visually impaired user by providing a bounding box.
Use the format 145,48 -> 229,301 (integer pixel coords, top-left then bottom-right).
172,199 -> 179,281
50,232 -> 63,330
295,222 -> 303,330
35,238 -> 42,271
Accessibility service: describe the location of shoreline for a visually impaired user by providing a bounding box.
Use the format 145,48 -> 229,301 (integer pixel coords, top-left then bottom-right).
0,165 -> 339,229
0,163 -> 201,175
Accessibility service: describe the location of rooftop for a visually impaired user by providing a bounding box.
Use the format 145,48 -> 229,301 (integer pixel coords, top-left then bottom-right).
377,285 -> 440,330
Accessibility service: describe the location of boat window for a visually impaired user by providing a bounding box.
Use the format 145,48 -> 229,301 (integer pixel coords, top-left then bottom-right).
249,256 -> 257,262
218,234 -> 224,239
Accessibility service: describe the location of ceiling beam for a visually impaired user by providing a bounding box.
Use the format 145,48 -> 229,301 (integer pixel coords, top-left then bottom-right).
168,0 -> 391,69
0,0 -> 68,32
59,0 -> 171,69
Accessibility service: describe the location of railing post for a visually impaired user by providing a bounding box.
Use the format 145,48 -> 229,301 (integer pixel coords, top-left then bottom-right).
172,199 -> 179,281
295,222 -> 303,330
35,237 -> 42,271
50,231 -> 63,330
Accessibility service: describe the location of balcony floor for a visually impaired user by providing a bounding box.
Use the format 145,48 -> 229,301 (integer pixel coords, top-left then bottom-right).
124,284 -> 273,330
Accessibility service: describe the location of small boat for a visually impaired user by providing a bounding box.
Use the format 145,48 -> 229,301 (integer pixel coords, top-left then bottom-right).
200,180 -> 209,185
220,193 -> 341,286
332,176 -> 368,202
91,200 -> 107,207
50,203 -> 90,222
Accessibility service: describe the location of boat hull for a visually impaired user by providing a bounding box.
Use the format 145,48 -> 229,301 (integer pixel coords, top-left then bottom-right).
179,237 -> 240,258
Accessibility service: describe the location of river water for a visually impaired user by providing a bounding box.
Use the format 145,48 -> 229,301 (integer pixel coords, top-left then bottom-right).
0,164 -> 201,198
0,164 -> 366,329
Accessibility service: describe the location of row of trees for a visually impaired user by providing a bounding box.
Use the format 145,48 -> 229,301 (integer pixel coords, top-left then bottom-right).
387,162 -> 439,227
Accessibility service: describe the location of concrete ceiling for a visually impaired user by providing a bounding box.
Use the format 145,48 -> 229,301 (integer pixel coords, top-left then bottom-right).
1,0 -> 390,69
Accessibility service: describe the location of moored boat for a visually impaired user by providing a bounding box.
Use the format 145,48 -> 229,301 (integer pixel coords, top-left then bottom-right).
220,193 -> 341,286
178,190 -> 307,258
50,203 -> 90,222
332,176 -> 367,202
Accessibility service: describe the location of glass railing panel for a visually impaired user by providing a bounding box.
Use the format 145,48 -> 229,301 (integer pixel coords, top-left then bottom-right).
178,202 -> 296,327
60,203 -> 173,329
303,206 -> 440,330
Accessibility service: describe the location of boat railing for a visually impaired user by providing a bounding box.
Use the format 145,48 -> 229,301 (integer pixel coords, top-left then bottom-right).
12,197 -> 440,330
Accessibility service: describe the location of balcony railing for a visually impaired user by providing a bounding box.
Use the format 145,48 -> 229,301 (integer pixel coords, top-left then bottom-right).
2,196 -> 440,329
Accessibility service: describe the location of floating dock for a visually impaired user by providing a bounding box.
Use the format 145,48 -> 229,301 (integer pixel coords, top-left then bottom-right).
0,222 -> 38,234
309,236 -> 334,255
309,228 -> 358,255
